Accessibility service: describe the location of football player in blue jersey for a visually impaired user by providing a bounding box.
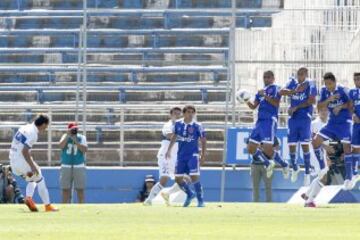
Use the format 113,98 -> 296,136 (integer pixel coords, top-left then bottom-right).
348,72 -> 360,187
303,72 -> 353,207
280,67 -> 317,185
165,105 -> 207,207
245,70 -> 289,179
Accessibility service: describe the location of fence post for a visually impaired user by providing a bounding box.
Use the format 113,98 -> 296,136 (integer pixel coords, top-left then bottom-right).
119,108 -> 125,166
47,107 -> 52,166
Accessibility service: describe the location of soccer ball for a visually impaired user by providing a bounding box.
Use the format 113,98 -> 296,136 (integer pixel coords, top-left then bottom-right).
235,89 -> 251,103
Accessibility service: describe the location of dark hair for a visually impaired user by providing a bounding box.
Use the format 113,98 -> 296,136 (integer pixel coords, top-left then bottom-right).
183,105 -> 196,114
297,67 -> 308,75
263,70 -> 274,78
170,107 -> 181,114
323,72 -> 336,82
354,72 -> 360,77
34,114 -> 49,127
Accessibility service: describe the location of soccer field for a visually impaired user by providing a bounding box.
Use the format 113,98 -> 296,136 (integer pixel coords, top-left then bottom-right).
1,203 -> 360,240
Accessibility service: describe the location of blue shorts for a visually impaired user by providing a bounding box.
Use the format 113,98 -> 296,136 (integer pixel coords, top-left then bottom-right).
318,121 -> 352,143
249,118 -> 277,144
352,123 -> 360,147
175,154 -> 200,176
288,118 -> 311,145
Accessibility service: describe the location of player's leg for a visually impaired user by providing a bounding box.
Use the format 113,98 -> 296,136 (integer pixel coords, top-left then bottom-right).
351,124 -> 360,186
288,118 -> 300,182
144,155 -> 170,205
188,155 -> 204,207
175,160 -> 194,205
247,122 -> 271,168
301,144 -> 311,186
313,127 -> 329,171
342,142 -> 353,190
304,174 -> 327,207
300,118 -> 312,185
262,166 -> 273,202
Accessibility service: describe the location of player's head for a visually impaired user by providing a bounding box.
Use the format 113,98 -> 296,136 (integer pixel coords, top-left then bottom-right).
182,105 -> 196,122
170,107 -> 182,121
297,67 -> 308,83
34,114 -> 49,132
263,70 -> 274,86
323,72 -> 336,92
354,72 -> 360,88
318,107 -> 328,122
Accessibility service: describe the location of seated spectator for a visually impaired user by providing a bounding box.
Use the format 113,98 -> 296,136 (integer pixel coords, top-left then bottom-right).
136,175 -> 156,202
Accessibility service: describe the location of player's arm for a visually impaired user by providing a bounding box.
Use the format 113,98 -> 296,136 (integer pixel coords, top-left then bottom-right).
332,101 -> 351,116
263,94 -> 280,107
22,146 -> 39,175
317,93 -> 339,109
200,136 -> 207,166
245,99 -> 259,110
165,133 -> 177,160
279,88 -> 295,96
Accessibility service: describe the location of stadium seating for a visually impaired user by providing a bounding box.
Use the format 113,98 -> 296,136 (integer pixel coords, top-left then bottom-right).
0,0 -> 281,166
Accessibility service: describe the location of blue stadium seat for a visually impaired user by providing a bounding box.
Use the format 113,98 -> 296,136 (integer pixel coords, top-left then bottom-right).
52,35 -> 77,48
14,18 -> 40,29
9,37 -> 29,48
102,36 -> 128,48
95,0 -> 118,8
0,37 -> 8,48
87,36 -> 102,48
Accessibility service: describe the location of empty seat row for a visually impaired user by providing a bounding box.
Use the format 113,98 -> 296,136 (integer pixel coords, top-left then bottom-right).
0,0 -> 264,10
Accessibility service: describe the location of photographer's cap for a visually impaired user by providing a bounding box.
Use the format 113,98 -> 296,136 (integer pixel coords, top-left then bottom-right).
145,175 -> 155,183
68,122 -> 78,130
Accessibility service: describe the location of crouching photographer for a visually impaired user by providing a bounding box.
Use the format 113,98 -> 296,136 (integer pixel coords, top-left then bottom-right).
325,140 -> 345,185
0,164 -> 24,204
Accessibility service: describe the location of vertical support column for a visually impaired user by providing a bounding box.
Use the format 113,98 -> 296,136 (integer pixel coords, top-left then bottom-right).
119,108 -> 125,167
220,0 -> 237,203
76,25 -> 83,123
82,0 -> 88,137
47,107 -> 52,166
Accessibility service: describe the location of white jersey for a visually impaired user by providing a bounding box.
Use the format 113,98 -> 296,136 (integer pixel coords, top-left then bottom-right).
157,120 -> 178,178
310,117 -> 327,175
9,123 -> 42,181
9,123 -> 39,161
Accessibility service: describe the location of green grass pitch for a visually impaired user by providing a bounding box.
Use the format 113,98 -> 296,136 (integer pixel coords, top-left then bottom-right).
1,203 -> 360,240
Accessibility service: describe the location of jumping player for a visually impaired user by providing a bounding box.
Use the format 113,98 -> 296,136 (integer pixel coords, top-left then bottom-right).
280,67 -> 317,185
144,107 -> 182,206
165,105 -> 206,207
9,114 -> 58,212
245,70 -> 289,179
348,72 -> 360,186
303,72 -> 353,207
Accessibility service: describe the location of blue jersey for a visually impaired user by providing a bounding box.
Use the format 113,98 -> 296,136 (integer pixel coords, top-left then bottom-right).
319,84 -> 351,124
349,88 -> 360,119
255,84 -> 281,120
173,119 -> 206,160
286,77 -> 317,119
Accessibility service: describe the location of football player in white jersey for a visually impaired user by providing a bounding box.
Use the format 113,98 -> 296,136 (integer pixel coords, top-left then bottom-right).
9,114 -> 58,212
144,107 -> 182,206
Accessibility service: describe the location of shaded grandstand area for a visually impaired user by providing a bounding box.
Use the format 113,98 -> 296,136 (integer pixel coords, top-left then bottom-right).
0,0 -> 282,166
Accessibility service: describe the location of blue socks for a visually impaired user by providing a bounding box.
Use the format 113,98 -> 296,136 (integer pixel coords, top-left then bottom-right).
179,181 -> 194,197
345,154 -> 353,180
303,151 -> 311,174
253,149 -> 270,167
274,151 -> 288,168
314,147 -> 325,170
193,181 -> 204,203
353,154 -> 360,176
290,152 -> 298,171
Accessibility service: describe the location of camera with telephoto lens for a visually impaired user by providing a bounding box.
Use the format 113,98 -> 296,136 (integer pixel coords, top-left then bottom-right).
71,128 -> 78,135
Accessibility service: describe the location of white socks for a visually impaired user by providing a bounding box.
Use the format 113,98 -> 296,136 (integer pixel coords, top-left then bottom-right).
306,177 -> 324,203
26,182 -> 36,197
26,178 -> 51,205
37,178 -> 50,205
147,182 -> 163,202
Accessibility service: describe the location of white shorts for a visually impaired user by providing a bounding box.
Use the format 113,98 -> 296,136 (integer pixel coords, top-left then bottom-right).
10,156 -> 43,182
157,141 -> 178,179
